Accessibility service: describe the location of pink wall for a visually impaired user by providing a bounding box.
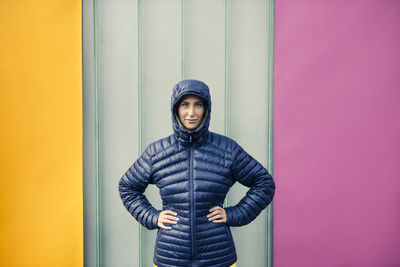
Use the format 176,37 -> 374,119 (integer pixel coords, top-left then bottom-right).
274,1 -> 400,266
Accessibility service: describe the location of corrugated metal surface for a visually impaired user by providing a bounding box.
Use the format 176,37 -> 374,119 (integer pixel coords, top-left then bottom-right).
83,0 -> 274,266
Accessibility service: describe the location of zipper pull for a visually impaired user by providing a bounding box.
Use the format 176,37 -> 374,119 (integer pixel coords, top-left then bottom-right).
189,135 -> 193,143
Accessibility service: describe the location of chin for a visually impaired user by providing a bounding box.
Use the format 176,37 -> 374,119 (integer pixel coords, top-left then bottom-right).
185,125 -> 198,131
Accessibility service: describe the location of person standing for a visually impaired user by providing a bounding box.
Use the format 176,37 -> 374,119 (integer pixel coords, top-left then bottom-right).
119,79 -> 275,267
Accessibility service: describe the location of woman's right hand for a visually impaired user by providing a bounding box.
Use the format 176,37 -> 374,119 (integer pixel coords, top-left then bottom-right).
157,210 -> 179,230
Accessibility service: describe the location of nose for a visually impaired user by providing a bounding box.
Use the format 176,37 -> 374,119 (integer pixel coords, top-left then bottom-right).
188,106 -> 195,116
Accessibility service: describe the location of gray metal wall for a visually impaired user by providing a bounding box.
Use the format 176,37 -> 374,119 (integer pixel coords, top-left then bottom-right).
83,0 -> 275,266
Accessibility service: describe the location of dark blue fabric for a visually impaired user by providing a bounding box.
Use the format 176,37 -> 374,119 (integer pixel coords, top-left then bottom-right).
119,79 -> 275,267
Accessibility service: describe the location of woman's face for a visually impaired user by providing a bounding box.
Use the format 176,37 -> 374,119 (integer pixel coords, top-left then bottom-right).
177,95 -> 205,131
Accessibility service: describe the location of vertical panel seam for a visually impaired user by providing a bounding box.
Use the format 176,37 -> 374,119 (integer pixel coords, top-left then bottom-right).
93,0 -> 100,266
224,0 -> 229,208
224,0 -> 229,139
137,1 -> 143,267
266,0 -> 270,264
266,1 -> 275,267
271,2 -> 276,265
181,0 -> 185,80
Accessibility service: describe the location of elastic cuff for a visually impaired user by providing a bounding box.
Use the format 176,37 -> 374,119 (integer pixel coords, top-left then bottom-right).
150,209 -> 162,230
225,206 -> 236,226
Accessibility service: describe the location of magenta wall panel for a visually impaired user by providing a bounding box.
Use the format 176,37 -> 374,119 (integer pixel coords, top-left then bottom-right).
274,1 -> 400,266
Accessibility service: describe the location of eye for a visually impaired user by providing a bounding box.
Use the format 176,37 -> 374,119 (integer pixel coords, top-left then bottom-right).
181,102 -> 189,107
195,103 -> 203,108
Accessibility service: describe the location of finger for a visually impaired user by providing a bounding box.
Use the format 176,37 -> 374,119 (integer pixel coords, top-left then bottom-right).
162,210 -> 178,216
209,212 -> 226,223
207,210 -> 219,218
159,215 -> 179,227
163,215 -> 179,222
208,214 -> 223,221
161,218 -> 179,225
207,207 -> 222,216
209,206 -> 222,212
160,215 -> 179,224
207,208 -> 224,218
159,223 -> 172,230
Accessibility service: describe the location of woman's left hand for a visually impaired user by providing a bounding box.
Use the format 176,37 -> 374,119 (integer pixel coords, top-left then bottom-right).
207,206 -> 227,223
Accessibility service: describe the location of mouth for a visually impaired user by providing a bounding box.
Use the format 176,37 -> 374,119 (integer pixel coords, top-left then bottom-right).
187,119 -> 197,123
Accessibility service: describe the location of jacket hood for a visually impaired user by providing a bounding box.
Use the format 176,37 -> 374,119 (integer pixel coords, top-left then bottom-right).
171,79 -> 211,146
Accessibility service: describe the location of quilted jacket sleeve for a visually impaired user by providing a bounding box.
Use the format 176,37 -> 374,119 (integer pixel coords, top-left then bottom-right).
119,145 -> 161,230
225,142 -> 275,227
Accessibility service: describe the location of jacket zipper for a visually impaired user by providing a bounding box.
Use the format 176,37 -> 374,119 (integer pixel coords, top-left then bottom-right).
189,135 -> 196,263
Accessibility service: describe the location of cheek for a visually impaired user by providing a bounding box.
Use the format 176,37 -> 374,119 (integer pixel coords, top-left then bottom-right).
178,108 -> 186,120
200,108 -> 205,119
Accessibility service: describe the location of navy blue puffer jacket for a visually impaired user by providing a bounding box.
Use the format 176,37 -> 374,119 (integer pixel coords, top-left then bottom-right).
119,80 -> 275,267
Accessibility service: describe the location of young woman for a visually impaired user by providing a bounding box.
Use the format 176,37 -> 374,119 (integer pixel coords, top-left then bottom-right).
119,79 -> 275,267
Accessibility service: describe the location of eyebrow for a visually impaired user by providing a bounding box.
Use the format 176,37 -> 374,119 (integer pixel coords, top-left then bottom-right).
181,100 -> 203,104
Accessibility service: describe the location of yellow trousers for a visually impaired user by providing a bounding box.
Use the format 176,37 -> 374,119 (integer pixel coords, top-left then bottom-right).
154,264 -> 236,267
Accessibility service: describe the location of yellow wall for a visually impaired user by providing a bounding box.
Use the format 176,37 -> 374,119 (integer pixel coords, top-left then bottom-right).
0,1 -> 83,266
